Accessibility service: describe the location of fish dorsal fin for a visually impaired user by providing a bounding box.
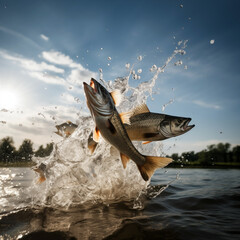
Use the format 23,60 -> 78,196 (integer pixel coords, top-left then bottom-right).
119,112 -> 131,125
93,126 -> 100,142
131,103 -> 150,116
119,103 -> 150,121
110,90 -> 122,106
120,152 -> 130,169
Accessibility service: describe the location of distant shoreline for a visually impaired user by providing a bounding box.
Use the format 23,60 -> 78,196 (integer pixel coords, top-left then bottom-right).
0,161 -> 240,169
0,162 -> 36,168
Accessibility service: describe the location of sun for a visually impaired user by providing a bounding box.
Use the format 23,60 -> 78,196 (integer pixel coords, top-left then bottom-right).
0,89 -> 20,110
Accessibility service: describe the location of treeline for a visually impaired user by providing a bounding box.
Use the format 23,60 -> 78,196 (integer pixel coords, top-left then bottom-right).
169,142 -> 240,167
0,137 -> 53,163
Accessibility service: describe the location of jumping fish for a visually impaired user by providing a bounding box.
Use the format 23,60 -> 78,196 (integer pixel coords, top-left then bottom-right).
33,163 -> 47,183
55,121 -> 78,137
83,78 -> 172,181
87,104 -> 195,153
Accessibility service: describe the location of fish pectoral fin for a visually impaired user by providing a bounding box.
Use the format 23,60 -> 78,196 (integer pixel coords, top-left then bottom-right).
88,143 -> 98,154
88,132 -> 98,154
120,153 -> 130,169
119,112 -> 132,125
138,156 -> 172,181
88,140 -> 98,154
142,141 -> 152,144
110,89 -> 123,106
93,127 -> 101,142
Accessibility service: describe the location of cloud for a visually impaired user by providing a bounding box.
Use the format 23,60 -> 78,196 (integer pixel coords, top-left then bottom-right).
8,123 -> 43,134
193,100 -> 221,110
42,50 -> 80,68
60,92 -> 79,105
0,26 -> 41,49
0,50 -> 64,73
40,34 -> 49,41
28,72 -> 66,85
67,68 -> 98,86
42,50 -> 98,86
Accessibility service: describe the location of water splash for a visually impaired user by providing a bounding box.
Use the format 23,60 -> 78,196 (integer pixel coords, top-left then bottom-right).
30,43 -> 188,209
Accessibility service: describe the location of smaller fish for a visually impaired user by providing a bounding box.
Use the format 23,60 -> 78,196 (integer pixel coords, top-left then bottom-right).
33,163 -> 46,183
87,104 -> 195,153
55,121 -> 78,137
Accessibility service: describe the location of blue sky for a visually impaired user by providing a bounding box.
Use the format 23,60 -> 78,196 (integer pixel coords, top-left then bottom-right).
0,0 -> 239,154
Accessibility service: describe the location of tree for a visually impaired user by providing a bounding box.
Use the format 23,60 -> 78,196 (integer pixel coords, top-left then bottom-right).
17,139 -> 34,161
232,145 -> 240,162
34,145 -> 45,157
34,143 -> 54,157
0,137 -> 16,163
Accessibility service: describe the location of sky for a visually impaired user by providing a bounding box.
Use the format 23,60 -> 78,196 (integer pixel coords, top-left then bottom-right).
0,0 -> 240,154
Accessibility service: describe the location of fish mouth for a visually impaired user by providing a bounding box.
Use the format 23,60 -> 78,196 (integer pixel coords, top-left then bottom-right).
83,78 -> 98,94
182,118 -> 195,131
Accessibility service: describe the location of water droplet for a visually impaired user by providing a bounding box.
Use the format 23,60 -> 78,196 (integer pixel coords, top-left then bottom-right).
107,63 -> 110,66
137,55 -> 143,61
132,74 -> 138,80
137,69 -> 142,74
137,75 -> 141,80
125,63 -> 130,69
174,60 -> 183,66
184,65 -> 188,70
74,97 -> 81,103
108,56 -> 112,61
76,55 -> 79,58
180,4 -> 183,8
210,39 -> 215,44
99,68 -> 102,73
150,64 -> 157,72
100,48 -> 103,50
178,40 -> 183,46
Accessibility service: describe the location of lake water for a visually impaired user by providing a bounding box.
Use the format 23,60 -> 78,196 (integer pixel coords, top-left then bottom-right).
0,167 -> 239,240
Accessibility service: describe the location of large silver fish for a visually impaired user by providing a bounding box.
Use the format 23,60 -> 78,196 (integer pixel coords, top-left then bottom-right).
88,104 -> 195,153
126,105 -> 195,142
83,78 -> 172,181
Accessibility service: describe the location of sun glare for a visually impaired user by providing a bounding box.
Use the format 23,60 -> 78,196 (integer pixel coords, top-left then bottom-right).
0,89 -> 20,110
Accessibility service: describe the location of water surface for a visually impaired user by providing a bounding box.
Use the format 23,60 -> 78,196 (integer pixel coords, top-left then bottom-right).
0,167 -> 239,240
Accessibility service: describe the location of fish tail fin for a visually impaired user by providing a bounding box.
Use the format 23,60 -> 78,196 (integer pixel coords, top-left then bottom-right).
38,174 -> 46,183
138,156 -> 172,181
